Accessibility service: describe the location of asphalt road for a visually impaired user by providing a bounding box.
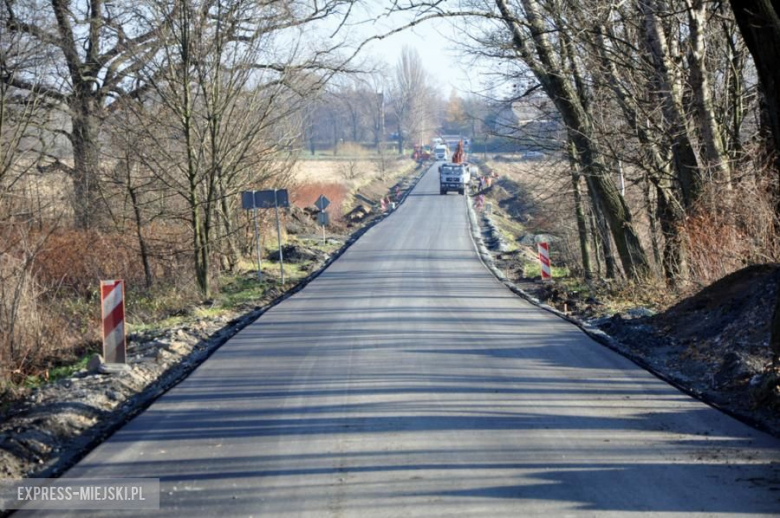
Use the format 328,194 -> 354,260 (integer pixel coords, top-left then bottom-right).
24,163 -> 780,516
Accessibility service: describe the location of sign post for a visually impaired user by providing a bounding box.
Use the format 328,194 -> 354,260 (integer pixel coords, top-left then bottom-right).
274,189 -> 284,284
241,188 -> 289,283
315,195 -> 330,245
242,191 -> 264,279
317,211 -> 330,244
100,280 -> 126,364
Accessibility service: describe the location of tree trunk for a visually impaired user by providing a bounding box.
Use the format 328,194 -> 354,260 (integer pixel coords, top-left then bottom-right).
495,0 -> 650,279
656,183 -> 689,284
639,0 -> 703,209
71,102 -> 103,230
686,0 -> 731,187
595,24 -> 691,285
572,172 -> 592,279
126,169 -> 153,289
588,183 -> 618,279
575,134 -> 647,279
589,208 -> 603,278
643,173 -> 662,270
730,0 -> 780,364
219,188 -> 240,273
568,142 -> 592,279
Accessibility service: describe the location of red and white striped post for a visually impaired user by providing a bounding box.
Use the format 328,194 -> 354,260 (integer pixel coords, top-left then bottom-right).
538,242 -> 552,281
101,280 -> 126,364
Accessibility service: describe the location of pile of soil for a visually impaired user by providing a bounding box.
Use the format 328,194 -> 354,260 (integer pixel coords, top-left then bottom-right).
653,265 -> 778,351
0,311 -> 263,481
285,207 -> 319,235
266,244 -> 325,264
600,264 -> 780,434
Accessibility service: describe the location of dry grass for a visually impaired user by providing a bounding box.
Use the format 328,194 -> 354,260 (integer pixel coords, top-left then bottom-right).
0,221 -> 204,389
290,155 -> 414,217
292,160 -> 371,183
0,244 -> 72,387
33,230 -> 151,297
292,156 -> 410,184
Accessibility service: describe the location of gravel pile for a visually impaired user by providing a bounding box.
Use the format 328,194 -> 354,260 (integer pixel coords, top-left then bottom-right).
0,308 -> 266,481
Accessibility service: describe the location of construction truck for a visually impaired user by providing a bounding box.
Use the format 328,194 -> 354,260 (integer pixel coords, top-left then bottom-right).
439,140 -> 472,195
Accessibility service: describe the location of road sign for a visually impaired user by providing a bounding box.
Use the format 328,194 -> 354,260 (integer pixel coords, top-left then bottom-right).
317,212 -> 330,226
241,191 -> 255,209
315,195 -> 330,211
101,280 -> 126,364
253,190 -> 275,208
253,189 -> 289,209
241,189 -> 289,281
276,189 -> 289,208
243,189 -> 290,209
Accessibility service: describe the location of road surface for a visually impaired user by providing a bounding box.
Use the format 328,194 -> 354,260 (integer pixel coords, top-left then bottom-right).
25,163 -> 780,516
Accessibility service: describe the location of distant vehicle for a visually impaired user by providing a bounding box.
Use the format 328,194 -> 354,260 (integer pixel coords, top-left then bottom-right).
411,144 -> 431,162
439,163 -> 473,195
434,144 -> 449,161
431,137 -> 444,147
524,150 -> 544,160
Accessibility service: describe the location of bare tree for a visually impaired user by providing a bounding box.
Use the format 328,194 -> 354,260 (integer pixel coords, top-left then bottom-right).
1,0 -> 356,229
117,0 -> 350,297
390,46 -> 436,154
0,0 -> 175,228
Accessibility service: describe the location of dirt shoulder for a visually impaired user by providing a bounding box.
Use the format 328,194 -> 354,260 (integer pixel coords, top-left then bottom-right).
0,161 -> 426,484
597,265 -> 780,434
468,158 -> 780,437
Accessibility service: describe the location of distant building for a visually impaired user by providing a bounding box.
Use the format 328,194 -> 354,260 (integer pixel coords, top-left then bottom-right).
491,97 -> 562,147
439,134 -> 470,152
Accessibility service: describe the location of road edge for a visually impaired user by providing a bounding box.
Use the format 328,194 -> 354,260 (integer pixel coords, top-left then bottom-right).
464,196 -> 780,439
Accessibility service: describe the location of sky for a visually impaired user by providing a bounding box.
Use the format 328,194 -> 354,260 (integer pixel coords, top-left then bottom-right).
359,17 -> 475,93
328,2 -> 494,96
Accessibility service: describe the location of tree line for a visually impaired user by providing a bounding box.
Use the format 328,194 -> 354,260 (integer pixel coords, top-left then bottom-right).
303,47 -> 488,156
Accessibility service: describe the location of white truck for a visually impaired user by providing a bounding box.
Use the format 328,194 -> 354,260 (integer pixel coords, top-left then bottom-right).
439,163 -> 472,195
433,144 -> 449,161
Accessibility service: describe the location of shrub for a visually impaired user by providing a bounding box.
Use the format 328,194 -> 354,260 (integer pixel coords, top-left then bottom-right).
0,253 -> 68,385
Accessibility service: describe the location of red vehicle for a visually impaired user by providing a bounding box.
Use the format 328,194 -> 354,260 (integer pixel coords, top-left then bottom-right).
411,145 -> 432,162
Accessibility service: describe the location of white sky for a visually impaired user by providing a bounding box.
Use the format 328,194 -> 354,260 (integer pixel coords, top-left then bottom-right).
332,2 -> 488,95
361,18 -> 474,92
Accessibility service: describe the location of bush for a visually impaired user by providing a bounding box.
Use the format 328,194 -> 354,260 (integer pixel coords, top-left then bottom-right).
685,177 -> 780,286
